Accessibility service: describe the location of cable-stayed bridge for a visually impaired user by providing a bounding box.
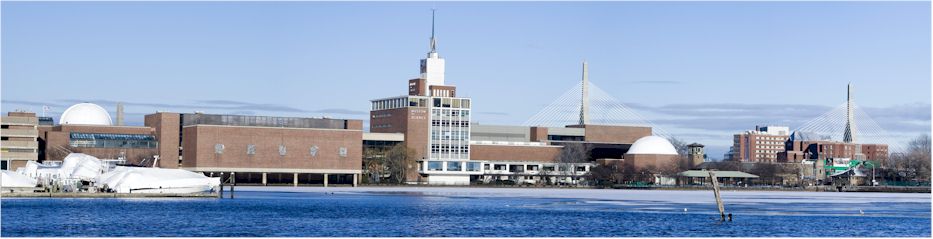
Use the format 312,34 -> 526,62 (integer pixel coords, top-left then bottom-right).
792,84 -> 904,153
522,61 -> 672,138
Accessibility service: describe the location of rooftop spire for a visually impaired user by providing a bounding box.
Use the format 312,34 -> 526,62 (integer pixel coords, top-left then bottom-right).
429,8 -> 437,54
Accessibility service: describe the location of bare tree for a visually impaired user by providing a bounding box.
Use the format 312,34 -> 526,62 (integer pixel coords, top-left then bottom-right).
362,147 -> 388,184
665,136 -> 692,172
46,145 -> 81,161
557,143 -> 591,185
894,134 -> 932,182
384,144 -> 416,184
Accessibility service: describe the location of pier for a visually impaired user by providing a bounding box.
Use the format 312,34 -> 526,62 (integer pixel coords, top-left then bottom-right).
1,192 -> 218,198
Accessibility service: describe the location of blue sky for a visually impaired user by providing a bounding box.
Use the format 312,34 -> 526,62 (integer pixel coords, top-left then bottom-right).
2,1 -> 930,158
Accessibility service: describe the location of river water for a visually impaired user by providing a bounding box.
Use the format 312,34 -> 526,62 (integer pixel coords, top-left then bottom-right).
1,187 -> 929,237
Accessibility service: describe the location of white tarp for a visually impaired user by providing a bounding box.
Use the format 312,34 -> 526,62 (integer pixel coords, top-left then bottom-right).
15,153 -> 104,181
59,153 -> 104,180
1,170 -> 37,188
98,167 -> 220,193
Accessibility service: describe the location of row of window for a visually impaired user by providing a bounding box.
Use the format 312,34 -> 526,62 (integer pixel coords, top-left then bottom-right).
70,132 -> 155,141
432,98 -> 471,109
70,139 -> 158,149
372,97 -> 410,111
431,109 -> 470,117
372,113 -> 392,119
755,136 -> 786,141
431,120 -> 470,127
372,124 -> 392,129
213,144 -> 347,158
755,150 -> 779,154
427,161 -> 482,172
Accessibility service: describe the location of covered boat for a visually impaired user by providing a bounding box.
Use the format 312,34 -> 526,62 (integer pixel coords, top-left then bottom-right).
98,166 -> 220,193
1,170 -> 38,190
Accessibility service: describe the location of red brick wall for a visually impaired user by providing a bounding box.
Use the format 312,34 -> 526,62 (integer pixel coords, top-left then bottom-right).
181,125 -> 362,171
43,125 -> 158,164
569,124 -> 651,144
145,112 -> 181,168
470,144 -> 561,162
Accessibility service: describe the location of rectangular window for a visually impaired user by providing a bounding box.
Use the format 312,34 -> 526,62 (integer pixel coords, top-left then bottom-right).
428,161 -> 443,171
466,162 -> 482,172
447,161 -> 462,171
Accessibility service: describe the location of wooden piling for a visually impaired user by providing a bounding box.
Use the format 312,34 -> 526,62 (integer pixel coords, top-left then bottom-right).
709,171 -> 726,221
230,172 -> 235,199
219,172 -> 224,198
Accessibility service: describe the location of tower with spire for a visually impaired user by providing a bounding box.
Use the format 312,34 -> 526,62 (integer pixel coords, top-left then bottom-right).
369,9 -> 473,185
419,9 -> 446,95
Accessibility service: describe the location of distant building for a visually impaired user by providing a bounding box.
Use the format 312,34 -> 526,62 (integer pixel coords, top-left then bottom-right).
778,84 -> 888,163
144,112 -> 364,186
1,111 -> 39,170
39,103 -> 158,165
727,125 -> 789,163
687,143 -> 705,168
778,132 -> 888,163
368,13 -> 672,185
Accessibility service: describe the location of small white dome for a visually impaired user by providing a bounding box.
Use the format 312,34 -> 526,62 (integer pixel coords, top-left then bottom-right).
60,103 -> 112,126
627,136 -> 678,155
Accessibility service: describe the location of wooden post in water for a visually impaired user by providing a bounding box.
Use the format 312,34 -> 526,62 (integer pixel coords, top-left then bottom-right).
219,172 -> 224,198
709,171 -> 726,221
230,172 -> 235,199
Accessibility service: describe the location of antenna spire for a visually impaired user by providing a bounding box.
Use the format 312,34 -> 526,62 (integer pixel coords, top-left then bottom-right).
429,9 -> 437,54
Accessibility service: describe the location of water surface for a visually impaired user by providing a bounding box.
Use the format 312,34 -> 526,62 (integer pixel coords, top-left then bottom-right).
1,188 -> 929,237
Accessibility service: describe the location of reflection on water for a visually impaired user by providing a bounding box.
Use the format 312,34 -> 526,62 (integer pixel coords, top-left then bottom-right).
1,190 -> 929,237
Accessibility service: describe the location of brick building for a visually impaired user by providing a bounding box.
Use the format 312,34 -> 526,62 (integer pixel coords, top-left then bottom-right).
727,126 -> 790,162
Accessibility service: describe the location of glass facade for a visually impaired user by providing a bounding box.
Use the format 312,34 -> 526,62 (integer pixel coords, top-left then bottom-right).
371,96 -> 431,111
428,97 -> 471,161
69,132 -> 158,148
180,113 -> 347,130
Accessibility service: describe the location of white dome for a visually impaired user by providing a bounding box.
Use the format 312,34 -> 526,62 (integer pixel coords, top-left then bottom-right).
627,136 -> 678,155
60,103 -> 112,126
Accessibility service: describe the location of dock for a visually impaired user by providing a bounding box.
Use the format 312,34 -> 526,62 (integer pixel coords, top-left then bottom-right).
1,192 -> 219,198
